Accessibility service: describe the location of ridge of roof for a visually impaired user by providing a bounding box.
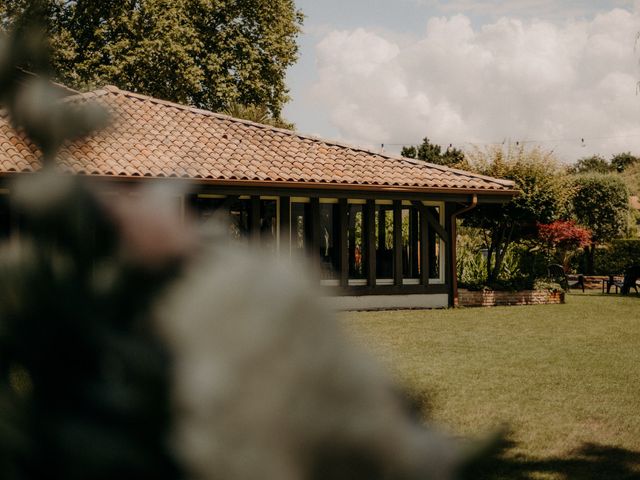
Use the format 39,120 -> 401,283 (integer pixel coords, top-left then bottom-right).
67,85 -> 515,189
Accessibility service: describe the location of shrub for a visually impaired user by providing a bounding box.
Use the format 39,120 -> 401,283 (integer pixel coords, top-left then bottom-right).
537,220 -> 591,270
591,239 -> 640,274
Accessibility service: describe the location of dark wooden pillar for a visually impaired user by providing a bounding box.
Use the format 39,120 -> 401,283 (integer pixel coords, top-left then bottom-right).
365,200 -> 376,287
445,203 -> 456,307
309,198 -> 321,269
279,196 -> 290,255
249,195 -> 261,245
339,199 -> 349,287
393,200 -> 403,286
410,206 -> 419,278
419,203 -> 429,287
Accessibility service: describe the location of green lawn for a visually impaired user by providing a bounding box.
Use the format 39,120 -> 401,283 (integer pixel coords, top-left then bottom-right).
340,293 -> 640,479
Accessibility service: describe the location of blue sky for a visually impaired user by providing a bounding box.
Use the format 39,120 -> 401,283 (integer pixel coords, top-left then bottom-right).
283,0 -> 640,161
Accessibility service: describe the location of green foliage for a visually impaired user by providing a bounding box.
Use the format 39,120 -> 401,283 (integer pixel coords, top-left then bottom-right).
462,145 -> 568,282
1,0 -> 303,118
610,152 -> 638,172
571,174 -> 629,244
401,137 -> 466,167
457,233 -> 487,290
223,101 -> 294,130
532,278 -> 565,292
590,239 -> 640,275
568,155 -> 611,174
570,174 -> 629,273
457,232 -> 532,291
620,161 -> 640,197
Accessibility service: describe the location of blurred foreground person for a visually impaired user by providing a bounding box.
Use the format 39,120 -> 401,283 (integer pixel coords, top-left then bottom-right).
0,26 -> 480,480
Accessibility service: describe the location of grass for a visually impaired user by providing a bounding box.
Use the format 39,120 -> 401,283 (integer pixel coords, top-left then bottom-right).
340,293 -> 640,479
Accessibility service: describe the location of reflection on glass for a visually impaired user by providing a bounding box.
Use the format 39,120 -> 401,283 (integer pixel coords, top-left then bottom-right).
194,196 -> 226,222
348,204 -> 365,279
228,198 -> 251,242
402,205 -> 421,279
427,206 -> 441,279
319,202 -> 340,280
290,202 -> 311,254
375,204 -> 394,279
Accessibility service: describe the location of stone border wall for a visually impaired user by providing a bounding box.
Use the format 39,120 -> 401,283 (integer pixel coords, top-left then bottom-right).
458,289 -> 565,308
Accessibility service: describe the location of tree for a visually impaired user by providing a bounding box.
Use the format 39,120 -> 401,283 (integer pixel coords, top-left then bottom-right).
610,152 -> 638,172
401,137 -> 465,167
571,174 -> 629,273
462,145 -> 568,284
537,220 -> 592,271
568,155 -> 611,174
1,0 -> 303,120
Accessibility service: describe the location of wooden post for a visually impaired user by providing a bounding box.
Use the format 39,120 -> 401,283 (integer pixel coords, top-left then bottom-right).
393,200 -> 403,286
445,203 -> 455,307
250,196 -> 261,245
310,198 -> 320,269
339,199 -> 349,287
279,196 -> 290,256
410,206 -> 419,278
365,200 -> 376,287
419,203 -> 429,287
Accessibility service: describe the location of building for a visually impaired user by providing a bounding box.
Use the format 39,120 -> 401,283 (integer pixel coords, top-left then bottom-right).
0,86 -> 517,309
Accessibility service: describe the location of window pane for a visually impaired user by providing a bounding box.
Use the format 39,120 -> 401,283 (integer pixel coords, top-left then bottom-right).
260,199 -> 278,250
319,203 -> 340,280
348,204 -> 365,279
228,198 -> 251,242
290,202 -> 311,254
195,196 -> 226,222
402,205 -> 421,279
375,205 -> 394,279
427,206 -> 442,279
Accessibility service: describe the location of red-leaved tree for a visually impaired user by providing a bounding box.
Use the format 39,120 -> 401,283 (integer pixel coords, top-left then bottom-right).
538,220 -> 592,271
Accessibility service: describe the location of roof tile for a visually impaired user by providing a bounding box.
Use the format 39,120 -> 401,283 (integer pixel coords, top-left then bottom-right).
0,87 -> 516,193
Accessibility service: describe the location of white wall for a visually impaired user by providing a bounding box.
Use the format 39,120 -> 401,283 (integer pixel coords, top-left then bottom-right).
325,294 -> 449,311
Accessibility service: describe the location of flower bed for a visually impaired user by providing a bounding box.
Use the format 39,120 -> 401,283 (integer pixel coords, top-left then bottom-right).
458,289 -> 565,308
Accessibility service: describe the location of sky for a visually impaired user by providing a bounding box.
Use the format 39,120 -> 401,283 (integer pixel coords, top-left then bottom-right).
282,0 -> 640,162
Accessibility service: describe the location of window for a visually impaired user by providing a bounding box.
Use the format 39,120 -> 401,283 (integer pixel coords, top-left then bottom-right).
319,201 -> 340,280
347,202 -> 366,280
290,200 -> 311,255
402,204 -> 421,281
228,198 -> 251,242
260,198 -> 278,250
194,195 -> 226,222
375,203 -> 394,282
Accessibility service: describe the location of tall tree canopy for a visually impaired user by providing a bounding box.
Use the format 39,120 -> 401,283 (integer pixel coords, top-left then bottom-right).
570,174 -> 629,273
1,0 -> 303,119
462,145 -> 568,283
401,137 -> 465,168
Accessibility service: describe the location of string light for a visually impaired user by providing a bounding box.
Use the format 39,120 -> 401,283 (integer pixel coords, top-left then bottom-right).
381,132 -> 640,150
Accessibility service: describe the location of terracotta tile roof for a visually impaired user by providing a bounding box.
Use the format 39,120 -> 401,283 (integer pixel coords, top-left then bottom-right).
0,86 -> 516,194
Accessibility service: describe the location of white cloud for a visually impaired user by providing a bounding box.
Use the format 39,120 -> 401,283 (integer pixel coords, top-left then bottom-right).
311,6 -> 640,161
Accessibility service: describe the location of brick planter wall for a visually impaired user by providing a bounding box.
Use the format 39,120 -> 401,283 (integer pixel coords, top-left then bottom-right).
458,289 -> 565,308
567,275 -> 612,290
